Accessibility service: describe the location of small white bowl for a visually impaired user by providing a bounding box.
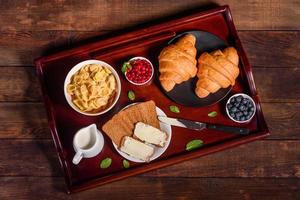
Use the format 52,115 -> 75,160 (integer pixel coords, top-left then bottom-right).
64,60 -> 121,116
226,93 -> 256,123
125,56 -> 154,86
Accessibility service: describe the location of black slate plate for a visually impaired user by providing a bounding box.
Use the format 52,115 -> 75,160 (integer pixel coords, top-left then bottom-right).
161,30 -> 231,107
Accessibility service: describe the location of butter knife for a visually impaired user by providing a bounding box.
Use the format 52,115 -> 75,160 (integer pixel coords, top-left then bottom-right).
158,116 -> 250,135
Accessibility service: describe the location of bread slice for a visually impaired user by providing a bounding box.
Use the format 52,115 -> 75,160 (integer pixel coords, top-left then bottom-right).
102,114 -> 131,148
141,101 -> 160,129
133,122 -> 168,147
119,136 -> 154,162
102,100 -> 159,147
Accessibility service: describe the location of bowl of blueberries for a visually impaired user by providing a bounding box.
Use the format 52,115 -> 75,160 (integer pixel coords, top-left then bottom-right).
226,93 -> 256,123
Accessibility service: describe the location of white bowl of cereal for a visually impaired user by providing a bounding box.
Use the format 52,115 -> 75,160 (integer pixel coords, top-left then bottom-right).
64,60 -> 121,116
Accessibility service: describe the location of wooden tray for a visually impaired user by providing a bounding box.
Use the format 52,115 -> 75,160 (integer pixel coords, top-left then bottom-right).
35,5 -> 269,193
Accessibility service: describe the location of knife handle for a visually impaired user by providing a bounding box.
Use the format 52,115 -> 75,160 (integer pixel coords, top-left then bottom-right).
207,124 -> 250,135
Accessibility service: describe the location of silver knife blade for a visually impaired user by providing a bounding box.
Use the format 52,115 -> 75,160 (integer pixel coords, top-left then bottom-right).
158,116 -> 206,131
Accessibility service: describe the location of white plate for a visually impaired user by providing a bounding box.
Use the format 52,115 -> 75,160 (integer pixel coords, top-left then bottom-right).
112,104 -> 172,163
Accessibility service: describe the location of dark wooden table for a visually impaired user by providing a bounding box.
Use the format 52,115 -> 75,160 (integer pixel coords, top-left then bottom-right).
0,1 -> 299,199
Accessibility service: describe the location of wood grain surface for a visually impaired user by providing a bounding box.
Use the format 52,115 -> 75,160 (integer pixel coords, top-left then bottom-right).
0,0 -> 299,199
0,140 -> 299,177
0,177 -> 299,200
0,31 -> 299,66
0,0 -> 298,31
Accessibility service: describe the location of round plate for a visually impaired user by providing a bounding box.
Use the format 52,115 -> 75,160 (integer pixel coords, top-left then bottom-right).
113,104 -> 172,163
160,31 -> 231,107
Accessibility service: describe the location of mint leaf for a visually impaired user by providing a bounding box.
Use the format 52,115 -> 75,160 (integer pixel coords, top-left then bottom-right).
170,105 -> 180,113
100,158 -> 112,169
128,90 -> 135,101
208,111 -> 217,117
123,159 -> 130,169
186,140 -> 204,151
121,62 -> 132,74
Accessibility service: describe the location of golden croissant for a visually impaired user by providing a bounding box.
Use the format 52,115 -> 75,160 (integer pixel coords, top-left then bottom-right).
159,34 -> 197,92
195,47 -> 239,98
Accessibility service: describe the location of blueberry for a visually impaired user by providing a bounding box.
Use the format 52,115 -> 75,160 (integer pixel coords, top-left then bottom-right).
242,99 -> 248,105
250,107 -> 255,112
236,111 -> 243,117
241,116 -> 246,121
236,116 -> 241,121
239,105 -> 246,111
236,96 -> 242,102
245,115 -> 251,120
248,102 -> 254,108
248,111 -> 254,117
230,98 -> 235,104
229,112 -> 235,118
227,104 -> 233,110
231,107 -> 238,113
234,102 -> 240,108
243,111 -> 248,116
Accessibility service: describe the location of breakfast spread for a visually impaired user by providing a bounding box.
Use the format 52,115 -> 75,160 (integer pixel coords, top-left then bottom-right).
66,63 -> 117,113
158,34 -> 197,92
68,34 -> 247,163
66,33 -> 251,164
36,6 -> 269,191
196,47 -> 239,98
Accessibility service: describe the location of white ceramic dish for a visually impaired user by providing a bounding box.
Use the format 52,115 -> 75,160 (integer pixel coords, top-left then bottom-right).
64,60 -> 121,116
226,93 -> 256,123
112,104 -> 172,163
125,56 -> 154,86
72,124 -> 104,165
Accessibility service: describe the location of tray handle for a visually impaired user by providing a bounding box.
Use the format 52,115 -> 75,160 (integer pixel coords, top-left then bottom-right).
90,31 -> 176,59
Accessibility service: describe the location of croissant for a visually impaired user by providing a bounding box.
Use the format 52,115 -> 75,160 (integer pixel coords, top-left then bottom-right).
195,47 -> 239,98
159,34 -> 197,92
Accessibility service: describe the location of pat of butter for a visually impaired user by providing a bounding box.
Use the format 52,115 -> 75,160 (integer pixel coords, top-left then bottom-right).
120,136 -> 154,162
134,122 -> 167,147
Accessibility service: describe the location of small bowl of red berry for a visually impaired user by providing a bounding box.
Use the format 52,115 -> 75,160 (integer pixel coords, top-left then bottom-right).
121,57 -> 154,86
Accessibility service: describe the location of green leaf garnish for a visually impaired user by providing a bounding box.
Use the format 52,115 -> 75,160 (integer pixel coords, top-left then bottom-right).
123,159 -> 130,169
100,158 -> 112,169
121,62 -> 132,74
170,105 -> 180,113
208,111 -> 217,117
128,90 -> 135,101
186,140 -> 204,151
